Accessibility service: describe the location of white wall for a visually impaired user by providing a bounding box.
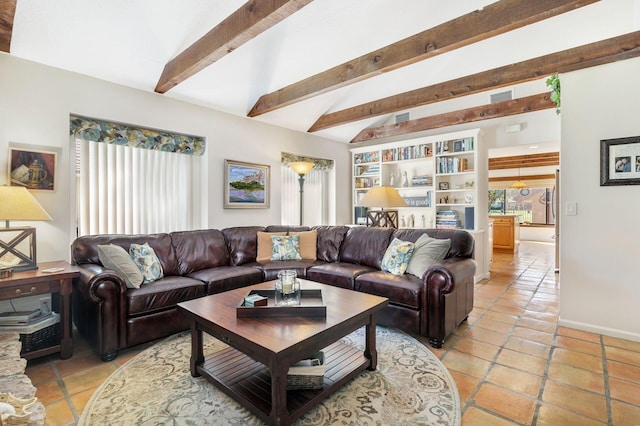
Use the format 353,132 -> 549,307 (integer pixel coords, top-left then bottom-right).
0,54 -> 351,264
559,57 -> 640,342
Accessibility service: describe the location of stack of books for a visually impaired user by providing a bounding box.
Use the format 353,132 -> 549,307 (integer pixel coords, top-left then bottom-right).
0,309 -> 54,327
436,210 -> 461,229
287,351 -> 325,390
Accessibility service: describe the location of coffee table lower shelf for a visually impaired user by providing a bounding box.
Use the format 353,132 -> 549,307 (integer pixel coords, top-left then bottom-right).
197,340 -> 368,423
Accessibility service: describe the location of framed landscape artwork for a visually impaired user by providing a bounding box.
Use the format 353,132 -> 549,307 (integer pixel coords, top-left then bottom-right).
8,145 -> 57,191
600,136 -> 640,186
224,160 -> 270,208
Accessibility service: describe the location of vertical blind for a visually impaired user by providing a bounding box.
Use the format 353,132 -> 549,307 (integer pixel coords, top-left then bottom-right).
76,139 -> 193,235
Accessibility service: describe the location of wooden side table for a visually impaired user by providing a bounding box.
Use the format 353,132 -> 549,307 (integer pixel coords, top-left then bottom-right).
0,261 -> 79,360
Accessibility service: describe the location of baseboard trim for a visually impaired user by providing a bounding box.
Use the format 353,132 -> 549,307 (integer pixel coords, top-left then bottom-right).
558,317 -> 640,343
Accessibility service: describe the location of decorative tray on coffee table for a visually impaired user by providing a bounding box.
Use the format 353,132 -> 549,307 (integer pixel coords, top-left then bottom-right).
236,289 -> 326,318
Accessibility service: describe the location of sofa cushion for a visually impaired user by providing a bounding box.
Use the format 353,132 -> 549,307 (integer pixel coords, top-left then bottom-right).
392,228 -> 474,259
257,260 -> 324,281
312,226 -> 349,263
170,229 -> 230,275
188,266 -> 264,294
127,276 -> 206,316
381,238 -> 415,276
256,230 -> 317,262
355,271 -> 422,309
307,262 -> 377,290
71,233 -> 180,276
129,242 -> 164,283
222,226 -> 265,266
339,227 -> 394,269
97,244 -> 144,289
406,234 -> 451,278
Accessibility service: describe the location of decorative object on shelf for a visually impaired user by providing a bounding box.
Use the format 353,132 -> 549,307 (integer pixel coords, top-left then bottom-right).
275,270 -> 300,306
400,215 -> 406,227
408,214 -> 415,228
600,136 -> 640,186
289,161 -> 316,225
9,145 -> 57,191
421,215 -> 426,228
511,168 -> 527,189
0,186 -> 52,271
438,182 -> 449,190
402,171 -> 409,187
359,186 -> 407,229
465,193 -> 473,204
224,160 -> 270,209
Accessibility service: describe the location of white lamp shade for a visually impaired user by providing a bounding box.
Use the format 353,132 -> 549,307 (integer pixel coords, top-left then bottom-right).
359,186 -> 408,208
0,186 -> 52,222
289,161 -> 315,175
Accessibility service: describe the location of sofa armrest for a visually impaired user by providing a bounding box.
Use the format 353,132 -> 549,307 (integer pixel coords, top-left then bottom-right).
422,258 -> 476,347
73,264 -> 129,359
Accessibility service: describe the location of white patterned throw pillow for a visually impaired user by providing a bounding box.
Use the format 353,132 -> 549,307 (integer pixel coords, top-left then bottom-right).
129,242 -> 164,284
381,238 -> 415,276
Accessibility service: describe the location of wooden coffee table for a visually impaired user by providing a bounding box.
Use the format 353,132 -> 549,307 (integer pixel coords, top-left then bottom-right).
177,279 -> 388,426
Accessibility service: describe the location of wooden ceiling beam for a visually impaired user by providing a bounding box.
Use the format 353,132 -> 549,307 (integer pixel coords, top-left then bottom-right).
155,0 -> 313,94
309,31 -> 640,132
248,0 -> 598,117
490,174 -> 556,182
351,92 -> 553,143
489,153 -> 560,170
0,0 -> 17,53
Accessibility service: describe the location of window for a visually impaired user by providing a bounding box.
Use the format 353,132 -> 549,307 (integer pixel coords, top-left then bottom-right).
488,188 -> 556,225
280,154 -> 335,226
71,116 -> 204,236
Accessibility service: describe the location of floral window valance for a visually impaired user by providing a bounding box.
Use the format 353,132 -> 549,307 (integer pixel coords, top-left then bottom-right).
281,152 -> 334,171
70,115 -> 205,156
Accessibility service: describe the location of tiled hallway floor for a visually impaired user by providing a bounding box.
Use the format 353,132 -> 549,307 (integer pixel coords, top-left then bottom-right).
25,241 -> 640,425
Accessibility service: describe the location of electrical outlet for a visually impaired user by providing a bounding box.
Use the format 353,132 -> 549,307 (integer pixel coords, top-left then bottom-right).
40,297 -> 51,314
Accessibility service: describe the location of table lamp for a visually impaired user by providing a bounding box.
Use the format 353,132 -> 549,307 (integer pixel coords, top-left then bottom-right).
0,186 -> 52,272
358,186 -> 407,228
289,161 -> 315,225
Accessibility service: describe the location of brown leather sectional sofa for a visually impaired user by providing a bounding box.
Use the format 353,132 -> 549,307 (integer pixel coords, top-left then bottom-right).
71,225 -> 476,361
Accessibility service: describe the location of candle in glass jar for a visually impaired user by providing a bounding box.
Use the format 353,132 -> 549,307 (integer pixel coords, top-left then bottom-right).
282,274 -> 294,293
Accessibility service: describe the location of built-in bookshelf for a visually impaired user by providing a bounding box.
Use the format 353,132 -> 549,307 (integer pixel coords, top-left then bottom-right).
350,128 -> 489,280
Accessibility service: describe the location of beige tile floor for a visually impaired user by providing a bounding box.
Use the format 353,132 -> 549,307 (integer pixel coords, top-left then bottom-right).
25,241 -> 640,425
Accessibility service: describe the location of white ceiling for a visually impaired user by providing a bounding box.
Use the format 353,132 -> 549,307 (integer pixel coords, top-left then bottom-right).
7,0 -> 639,146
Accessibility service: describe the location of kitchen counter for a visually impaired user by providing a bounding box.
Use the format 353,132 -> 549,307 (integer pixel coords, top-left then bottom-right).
489,215 -> 520,253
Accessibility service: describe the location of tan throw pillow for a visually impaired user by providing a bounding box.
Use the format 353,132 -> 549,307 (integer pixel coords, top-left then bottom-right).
97,244 -> 144,289
256,230 -> 317,262
257,231 -> 285,262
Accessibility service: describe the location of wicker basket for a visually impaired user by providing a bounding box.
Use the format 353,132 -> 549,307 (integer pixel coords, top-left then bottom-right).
20,322 -> 60,353
286,351 -> 325,390
10,313 -> 62,353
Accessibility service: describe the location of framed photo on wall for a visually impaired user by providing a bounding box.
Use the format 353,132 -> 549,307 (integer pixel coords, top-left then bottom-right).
8,144 -> 57,191
600,136 -> 640,186
224,159 -> 270,208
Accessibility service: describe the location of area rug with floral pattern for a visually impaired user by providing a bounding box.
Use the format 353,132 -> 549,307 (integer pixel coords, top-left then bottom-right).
79,326 -> 460,425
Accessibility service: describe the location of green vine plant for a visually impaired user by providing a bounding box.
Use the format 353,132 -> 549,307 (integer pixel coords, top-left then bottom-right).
546,73 -> 561,115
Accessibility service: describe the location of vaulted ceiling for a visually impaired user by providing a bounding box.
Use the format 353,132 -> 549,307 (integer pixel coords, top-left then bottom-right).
2,0 -> 639,145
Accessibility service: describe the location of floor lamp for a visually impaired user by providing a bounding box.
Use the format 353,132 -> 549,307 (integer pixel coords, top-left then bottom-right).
289,161 -> 315,226
0,186 -> 52,273
358,186 -> 408,228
